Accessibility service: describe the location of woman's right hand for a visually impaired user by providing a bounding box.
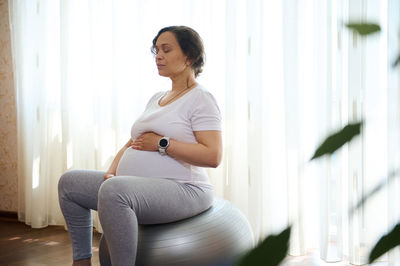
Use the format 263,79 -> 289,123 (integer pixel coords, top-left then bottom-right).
103,138 -> 133,181
104,173 -> 115,181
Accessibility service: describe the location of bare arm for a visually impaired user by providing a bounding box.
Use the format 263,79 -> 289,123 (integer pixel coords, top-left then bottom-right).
131,131 -> 222,168
167,131 -> 222,167
104,138 -> 133,180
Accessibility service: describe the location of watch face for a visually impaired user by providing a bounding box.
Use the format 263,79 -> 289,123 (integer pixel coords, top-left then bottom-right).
159,138 -> 168,148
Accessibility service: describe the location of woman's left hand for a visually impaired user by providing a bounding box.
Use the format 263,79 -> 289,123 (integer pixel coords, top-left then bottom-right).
131,132 -> 161,151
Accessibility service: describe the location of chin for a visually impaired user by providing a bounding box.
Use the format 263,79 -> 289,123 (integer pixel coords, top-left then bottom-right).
158,71 -> 170,78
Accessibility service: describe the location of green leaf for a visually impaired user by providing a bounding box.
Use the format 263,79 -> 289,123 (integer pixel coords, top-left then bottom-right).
346,23 -> 381,36
369,223 -> 400,263
236,226 -> 291,266
310,121 -> 363,160
393,54 -> 400,68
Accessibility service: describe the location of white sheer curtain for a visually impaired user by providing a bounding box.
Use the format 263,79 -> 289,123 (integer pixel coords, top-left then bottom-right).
9,0 -> 400,264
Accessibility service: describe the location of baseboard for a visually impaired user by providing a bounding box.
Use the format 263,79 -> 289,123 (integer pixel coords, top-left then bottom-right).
0,210 -> 18,220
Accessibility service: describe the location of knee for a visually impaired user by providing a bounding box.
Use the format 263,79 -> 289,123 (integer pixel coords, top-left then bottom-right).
98,178 -> 133,211
58,170 -> 80,197
98,178 -> 120,206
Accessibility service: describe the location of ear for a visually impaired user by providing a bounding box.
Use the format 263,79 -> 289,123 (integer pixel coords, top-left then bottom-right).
185,58 -> 192,66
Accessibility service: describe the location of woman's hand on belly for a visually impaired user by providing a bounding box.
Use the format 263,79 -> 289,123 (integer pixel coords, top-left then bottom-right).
131,132 -> 160,152
131,130 -> 222,168
104,173 -> 115,181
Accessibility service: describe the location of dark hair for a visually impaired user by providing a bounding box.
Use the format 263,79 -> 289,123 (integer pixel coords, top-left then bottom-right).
152,26 -> 205,77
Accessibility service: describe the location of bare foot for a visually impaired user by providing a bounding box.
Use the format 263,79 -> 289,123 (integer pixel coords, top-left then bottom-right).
72,258 -> 91,266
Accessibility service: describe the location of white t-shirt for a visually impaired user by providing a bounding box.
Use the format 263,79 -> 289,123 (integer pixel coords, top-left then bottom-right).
116,84 -> 221,188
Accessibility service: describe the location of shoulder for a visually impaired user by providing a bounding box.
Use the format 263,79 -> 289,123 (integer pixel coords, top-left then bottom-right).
188,84 -> 221,115
189,84 -> 222,130
190,85 -> 218,103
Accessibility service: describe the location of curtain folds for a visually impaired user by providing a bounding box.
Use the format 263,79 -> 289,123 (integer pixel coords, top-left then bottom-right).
9,0 -> 400,264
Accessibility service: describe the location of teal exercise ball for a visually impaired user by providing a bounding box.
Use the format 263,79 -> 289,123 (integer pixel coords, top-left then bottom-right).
99,198 -> 254,266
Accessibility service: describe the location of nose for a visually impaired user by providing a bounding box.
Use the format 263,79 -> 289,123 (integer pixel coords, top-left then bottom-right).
155,52 -> 163,61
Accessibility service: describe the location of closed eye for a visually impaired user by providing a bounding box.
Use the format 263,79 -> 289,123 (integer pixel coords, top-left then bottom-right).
154,44 -> 172,55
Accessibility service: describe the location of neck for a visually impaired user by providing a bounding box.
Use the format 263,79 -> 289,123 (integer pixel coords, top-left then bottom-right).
170,73 -> 196,92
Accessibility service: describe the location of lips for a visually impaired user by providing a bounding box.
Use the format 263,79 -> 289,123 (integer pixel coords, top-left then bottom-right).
157,64 -> 165,69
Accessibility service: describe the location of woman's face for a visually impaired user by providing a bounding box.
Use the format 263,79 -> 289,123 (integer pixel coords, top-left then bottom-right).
154,31 -> 189,78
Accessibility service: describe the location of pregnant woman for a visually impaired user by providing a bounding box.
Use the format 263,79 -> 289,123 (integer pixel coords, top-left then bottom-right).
58,25 -> 222,266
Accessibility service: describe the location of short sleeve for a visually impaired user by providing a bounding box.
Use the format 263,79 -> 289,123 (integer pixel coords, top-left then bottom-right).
191,90 -> 222,131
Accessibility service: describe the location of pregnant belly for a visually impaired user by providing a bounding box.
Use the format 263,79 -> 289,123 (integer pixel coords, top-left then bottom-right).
116,147 -> 191,180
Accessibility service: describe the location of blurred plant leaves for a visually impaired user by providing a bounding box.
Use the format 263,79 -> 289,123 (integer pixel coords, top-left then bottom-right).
349,170 -> 398,216
311,121 -> 363,160
346,23 -> 381,36
369,223 -> 400,263
236,226 -> 291,266
393,54 -> 400,68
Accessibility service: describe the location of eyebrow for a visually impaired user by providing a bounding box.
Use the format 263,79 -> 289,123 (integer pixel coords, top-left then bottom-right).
155,43 -> 172,50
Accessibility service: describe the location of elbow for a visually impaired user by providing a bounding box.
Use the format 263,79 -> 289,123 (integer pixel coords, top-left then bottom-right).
208,151 -> 222,168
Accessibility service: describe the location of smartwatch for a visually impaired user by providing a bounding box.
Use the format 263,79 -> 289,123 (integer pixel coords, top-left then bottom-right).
158,136 -> 170,155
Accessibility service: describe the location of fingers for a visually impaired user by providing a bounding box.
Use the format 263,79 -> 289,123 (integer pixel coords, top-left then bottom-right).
131,139 -> 143,150
104,174 -> 115,181
131,132 -> 159,151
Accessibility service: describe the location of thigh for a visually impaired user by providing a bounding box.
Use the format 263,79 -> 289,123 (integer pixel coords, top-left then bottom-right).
100,176 -> 214,224
59,169 -> 105,211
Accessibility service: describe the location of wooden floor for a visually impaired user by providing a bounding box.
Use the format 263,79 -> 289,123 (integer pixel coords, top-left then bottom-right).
0,216 -> 101,266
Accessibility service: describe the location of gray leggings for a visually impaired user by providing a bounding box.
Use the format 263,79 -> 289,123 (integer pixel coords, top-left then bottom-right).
58,170 -> 213,266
